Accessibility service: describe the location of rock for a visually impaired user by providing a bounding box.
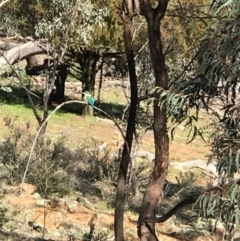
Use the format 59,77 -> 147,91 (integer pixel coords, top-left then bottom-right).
27,208 -> 66,233
36,199 -> 48,207
77,195 -> 95,210
97,213 -> 109,220
177,125 -> 185,130
32,193 -> 42,200
58,198 -> 78,212
65,200 -> 78,213
18,183 -> 37,196
163,215 -> 179,234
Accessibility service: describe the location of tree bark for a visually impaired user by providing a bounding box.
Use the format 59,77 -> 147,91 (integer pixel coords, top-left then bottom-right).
138,1 -> 169,241
53,65 -> 68,104
75,50 -> 100,94
73,50 -> 100,115
114,2 -> 138,240
97,57 -> 104,103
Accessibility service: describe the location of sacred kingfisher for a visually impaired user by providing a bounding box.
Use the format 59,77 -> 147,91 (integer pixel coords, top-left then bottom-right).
83,91 -> 95,106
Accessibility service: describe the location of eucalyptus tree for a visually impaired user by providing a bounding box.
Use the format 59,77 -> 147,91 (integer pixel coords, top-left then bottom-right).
112,0 -> 214,240
114,1 -> 138,240
0,0 -> 107,132
65,0 -> 124,103
187,0 -> 240,237
136,1 -> 170,240
139,0 -> 240,239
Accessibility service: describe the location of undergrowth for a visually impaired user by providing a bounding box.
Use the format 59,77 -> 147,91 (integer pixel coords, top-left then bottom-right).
0,116 -> 119,199
0,116 -> 76,198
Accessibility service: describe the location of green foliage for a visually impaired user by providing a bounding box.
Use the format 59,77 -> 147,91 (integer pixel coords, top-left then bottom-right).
14,67 -> 31,86
35,0 -> 108,50
1,0 -> 108,44
93,0 -> 123,50
81,151 -> 118,184
165,171 -> 202,199
163,0 -> 212,80
1,0 -> 123,97
195,181 -> 240,235
143,86 -> 205,142
195,117 -> 240,234
0,86 -> 12,93
209,121 -> 240,180
187,0 -> 240,235
192,0 -> 240,104
0,65 -> 31,89
82,215 -> 110,241
0,60 -> 11,77
0,206 -> 8,229
0,116 -> 76,198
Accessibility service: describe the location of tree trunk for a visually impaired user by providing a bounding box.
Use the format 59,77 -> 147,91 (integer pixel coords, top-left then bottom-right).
40,59 -> 59,136
114,7 -> 138,241
97,57 -> 104,103
76,51 -> 100,115
138,1 -> 169,241
54,65 -> 68,104
81,58 -> 99,94
77,51 -> 100,94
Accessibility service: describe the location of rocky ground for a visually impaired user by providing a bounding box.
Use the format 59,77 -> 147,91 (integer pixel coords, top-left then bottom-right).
0,166 -> 231,241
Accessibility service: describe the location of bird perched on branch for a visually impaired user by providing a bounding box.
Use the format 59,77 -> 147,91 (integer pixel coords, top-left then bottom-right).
83,91 -> 95,106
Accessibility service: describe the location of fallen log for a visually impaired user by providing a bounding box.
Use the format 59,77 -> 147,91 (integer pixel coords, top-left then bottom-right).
1,41 -> 48,65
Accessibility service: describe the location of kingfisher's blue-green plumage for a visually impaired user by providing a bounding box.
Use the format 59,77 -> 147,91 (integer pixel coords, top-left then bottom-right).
83,91 -> 95,106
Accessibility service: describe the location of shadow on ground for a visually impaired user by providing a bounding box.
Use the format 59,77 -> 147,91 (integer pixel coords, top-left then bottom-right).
0,85 -> 126,120
126,180 -> 203,223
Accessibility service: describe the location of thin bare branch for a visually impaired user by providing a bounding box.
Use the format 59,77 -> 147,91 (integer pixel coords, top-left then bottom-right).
21,100 -> 130,191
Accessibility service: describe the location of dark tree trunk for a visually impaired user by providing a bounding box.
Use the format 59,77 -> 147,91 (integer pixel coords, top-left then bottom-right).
54,65 -> 68,104
40,59 -> 59,136
75,50 -> 100,115
81,57 -> 98,94
114,2 -> 138,240
138,1 -> 169,241
97,57 -> 104,103
76,50 -> 100,95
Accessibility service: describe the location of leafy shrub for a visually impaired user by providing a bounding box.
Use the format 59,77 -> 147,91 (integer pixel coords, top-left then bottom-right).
81,151 -> 119,184
0,206 -> 8,228
163,171 -> 203,200
0,116 -> 76,198
82,215 -> 110,241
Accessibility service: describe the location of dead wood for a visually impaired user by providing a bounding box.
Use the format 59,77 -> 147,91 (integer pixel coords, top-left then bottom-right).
2,41 -> 48,65
0,40 -> 48,65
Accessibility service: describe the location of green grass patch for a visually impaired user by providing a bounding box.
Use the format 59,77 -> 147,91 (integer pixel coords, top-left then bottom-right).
100,87 -> 127,105
94,201 -> 113,213
168,167 -> 182,182
0,103 -> 37,120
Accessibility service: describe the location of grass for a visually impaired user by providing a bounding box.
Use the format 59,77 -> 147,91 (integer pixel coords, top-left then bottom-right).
0,105 -> 211,159
94,201 -> 114,213
100,86 -> 128,105
0,76 -> 212,159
